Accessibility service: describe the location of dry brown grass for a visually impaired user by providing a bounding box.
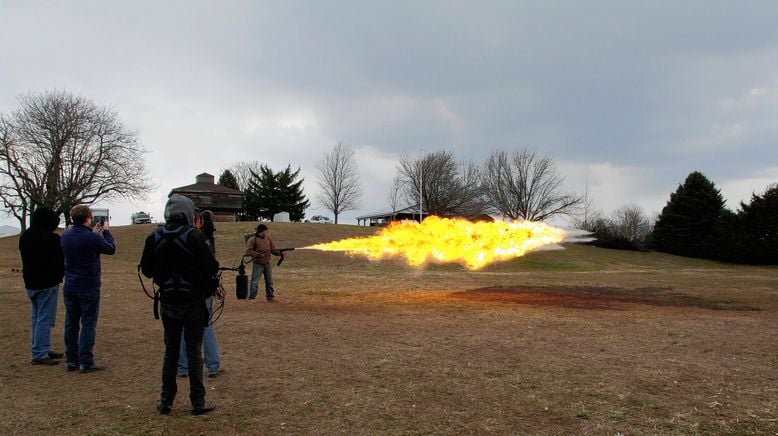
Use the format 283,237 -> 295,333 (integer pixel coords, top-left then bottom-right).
1,221 -> 777,435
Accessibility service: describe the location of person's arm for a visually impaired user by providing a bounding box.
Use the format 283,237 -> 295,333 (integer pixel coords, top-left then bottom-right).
139,234 -> 156,278
194,232 -> 219,275
245,236 -> 258,257
95,229 -> 116,255
53,234 -> 64,283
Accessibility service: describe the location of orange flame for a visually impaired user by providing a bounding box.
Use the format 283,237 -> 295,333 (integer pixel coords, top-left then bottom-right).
306,216 -> 566,270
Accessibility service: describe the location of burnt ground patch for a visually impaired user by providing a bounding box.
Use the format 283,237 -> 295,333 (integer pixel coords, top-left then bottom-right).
453,285 -> 763,311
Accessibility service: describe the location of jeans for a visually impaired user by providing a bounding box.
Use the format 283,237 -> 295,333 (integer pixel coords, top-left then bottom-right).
27,286 -> 59,361
160,301 -> 207,407
178,297 -> 220,375
64,291 -> 100,369
249,263 -> 274,300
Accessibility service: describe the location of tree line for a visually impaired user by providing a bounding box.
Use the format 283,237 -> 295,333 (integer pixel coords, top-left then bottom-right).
2,90 -> 774,265
219,145 -> 586,225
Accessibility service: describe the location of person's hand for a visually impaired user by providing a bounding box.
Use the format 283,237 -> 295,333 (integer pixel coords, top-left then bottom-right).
93,223 -> 103,234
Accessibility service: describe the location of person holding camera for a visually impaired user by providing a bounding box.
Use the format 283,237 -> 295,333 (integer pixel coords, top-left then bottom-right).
140,194 -> 218,415
60,205 -> 116,373
19,207 -> 65,366
245,224 -> 283,301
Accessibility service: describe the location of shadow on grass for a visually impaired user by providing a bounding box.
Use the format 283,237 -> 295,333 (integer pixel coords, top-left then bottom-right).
452,285 -> 763,311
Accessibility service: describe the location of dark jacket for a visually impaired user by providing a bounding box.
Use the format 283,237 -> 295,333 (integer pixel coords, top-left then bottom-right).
61,223 -> 116,294
19,207 -> 64,290
140,194 -> 218,304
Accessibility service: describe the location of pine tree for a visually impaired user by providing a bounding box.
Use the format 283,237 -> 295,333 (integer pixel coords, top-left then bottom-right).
243,164 -> 309,221
651,171 -> 728,259
218,169 -> 240,190
735,184 -> 778,264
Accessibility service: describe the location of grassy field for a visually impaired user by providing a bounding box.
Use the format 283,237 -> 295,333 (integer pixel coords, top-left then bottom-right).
1,221 -> 777,435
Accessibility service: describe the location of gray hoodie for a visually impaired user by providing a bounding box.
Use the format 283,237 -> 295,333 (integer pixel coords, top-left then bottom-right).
164,194 -> 196,226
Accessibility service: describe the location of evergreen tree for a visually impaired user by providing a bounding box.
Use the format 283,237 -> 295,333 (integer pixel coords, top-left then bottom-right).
243,164 -> 309,221
651,171 -> 728,259
734,184 -> 778,264
277,165 -> 310,221
218,169 -> 240,190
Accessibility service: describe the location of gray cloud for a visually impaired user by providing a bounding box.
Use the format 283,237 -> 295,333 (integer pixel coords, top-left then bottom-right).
2,0 -> 777,227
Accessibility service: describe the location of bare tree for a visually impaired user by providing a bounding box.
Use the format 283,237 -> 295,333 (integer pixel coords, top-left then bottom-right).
482,149 -> 583,221
0,90 -> 150,229
397,150 -> 485,218
387,175 -> 403,220
571,182 -> 604,231
611,204 -> 652,243
315,142 -> 362,224
230,160 -> 263,192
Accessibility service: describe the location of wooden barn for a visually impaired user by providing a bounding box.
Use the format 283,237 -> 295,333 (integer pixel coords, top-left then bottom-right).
169,173 -> 242,222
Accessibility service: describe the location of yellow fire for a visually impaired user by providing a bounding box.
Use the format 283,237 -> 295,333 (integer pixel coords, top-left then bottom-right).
306,216 -> 566,270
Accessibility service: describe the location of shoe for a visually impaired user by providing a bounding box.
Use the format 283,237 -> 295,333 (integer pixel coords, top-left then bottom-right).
208,368 -> 225,378
156,402 -> 172,415
80,364 -> 107,373
191,402 -> 216,416
266,296 -> 275,302
248,298 -> 256,303
32,357 -> 60,366
177,372 -> 187,378
48,351 -> 64,359
66,364 -> 78,372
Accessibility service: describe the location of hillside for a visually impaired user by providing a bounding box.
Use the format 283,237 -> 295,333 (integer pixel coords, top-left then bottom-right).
1,221 -> 777,434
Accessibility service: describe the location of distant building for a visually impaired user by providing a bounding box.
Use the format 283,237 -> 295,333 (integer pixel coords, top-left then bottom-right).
355,205 -> 493,226
355,205 -> 428,226
169,173 -> 242,222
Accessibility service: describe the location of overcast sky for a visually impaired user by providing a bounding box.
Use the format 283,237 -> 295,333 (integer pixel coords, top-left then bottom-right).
2,1 -> 778,228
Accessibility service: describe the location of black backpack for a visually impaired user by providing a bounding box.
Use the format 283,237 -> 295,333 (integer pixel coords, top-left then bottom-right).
152,225 -> 201,303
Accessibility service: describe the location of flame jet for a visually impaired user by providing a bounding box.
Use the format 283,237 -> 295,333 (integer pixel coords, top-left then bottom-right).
305,216 -> 566,270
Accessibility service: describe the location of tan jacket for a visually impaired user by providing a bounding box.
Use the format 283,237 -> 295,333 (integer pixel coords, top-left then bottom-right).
245,235 -> 277,264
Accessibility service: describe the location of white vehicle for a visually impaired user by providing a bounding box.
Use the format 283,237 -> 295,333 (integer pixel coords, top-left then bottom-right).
131,211 -> 151,224
307,215 -> 333,224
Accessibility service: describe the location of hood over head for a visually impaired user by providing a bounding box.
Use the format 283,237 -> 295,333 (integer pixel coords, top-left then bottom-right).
164,194 -> 196,226
29,207 -> 60,232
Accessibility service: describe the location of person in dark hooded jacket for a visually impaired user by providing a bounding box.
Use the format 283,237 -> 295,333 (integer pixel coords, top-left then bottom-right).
19,207 -> 65,365
140,194 -> 219,416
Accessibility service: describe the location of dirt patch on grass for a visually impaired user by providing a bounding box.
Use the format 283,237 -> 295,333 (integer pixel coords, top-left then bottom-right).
452,285 -> 763,311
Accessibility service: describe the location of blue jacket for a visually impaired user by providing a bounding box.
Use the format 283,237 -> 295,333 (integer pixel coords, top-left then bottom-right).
61,225 -> 116,294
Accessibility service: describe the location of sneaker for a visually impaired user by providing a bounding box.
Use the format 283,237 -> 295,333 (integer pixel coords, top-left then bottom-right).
156,402 -> 172,415
80,364 -> 107,373
32,357 -> 60,366
48,351 -> 64,359
191,402 -> 216,416
266,296 -> 275,302
177,372 -> 187,378
66,364 -> 78,372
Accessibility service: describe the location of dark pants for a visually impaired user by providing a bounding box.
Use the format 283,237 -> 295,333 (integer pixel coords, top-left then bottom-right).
63,291 -> 100,369
160,301 -> 208,407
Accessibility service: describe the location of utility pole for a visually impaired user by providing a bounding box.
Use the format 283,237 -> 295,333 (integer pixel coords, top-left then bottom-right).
418,154 -> 424,222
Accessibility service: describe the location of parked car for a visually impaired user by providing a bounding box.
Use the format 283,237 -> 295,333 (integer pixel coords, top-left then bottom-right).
131,211 -> 151,224
306,215 -> 333,224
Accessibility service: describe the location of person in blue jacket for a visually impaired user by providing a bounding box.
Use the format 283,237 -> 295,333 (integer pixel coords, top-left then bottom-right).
60,205 -> 116,373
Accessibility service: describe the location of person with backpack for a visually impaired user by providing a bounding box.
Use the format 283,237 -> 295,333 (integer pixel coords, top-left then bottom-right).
140,194 -> 219,416
245,224 -> 284,301
177,210 -> 223,379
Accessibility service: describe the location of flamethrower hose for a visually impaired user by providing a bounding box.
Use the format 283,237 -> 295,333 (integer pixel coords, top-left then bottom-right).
138,264 -> 230,325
